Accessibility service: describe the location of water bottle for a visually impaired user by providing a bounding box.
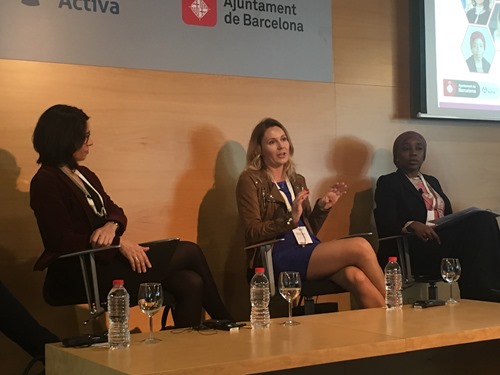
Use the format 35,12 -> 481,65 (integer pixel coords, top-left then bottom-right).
107,279 -> 130,349
250,268 -> 270,329
385,257 -> 403,309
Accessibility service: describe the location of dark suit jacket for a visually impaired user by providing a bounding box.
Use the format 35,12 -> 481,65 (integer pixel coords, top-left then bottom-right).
30,165 -> 127,270
466,8 -> 491,25
374,169 -> 452,238
466,55 -> 491,73
374,169 -> 500,296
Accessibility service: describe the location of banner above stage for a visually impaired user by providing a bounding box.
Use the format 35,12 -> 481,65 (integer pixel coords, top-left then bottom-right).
0,0 -> 332,82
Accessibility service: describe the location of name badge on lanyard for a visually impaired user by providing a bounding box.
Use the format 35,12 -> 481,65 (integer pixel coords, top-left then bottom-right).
292,226 -> 313,246
275,178 -> 313,247
419,174 -> 437,225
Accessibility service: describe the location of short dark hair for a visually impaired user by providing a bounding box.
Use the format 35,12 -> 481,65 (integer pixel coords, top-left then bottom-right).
470,31 -> 486,49
32,104 -> 89,169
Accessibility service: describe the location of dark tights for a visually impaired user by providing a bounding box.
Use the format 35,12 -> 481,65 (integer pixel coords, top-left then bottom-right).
45,240 -> 232,329
163,241 -> 232,327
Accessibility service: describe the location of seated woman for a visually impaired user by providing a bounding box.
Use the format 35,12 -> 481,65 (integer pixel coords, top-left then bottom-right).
374,131 -> 500,302
236,118 -> 385,308
30,104 -> 231,328
466,0 -> 491,25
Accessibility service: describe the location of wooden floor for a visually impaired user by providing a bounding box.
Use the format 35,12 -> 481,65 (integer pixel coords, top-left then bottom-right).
46,300 -> 500,374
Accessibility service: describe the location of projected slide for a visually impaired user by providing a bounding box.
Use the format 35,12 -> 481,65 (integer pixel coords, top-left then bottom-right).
434,0 -> 500,114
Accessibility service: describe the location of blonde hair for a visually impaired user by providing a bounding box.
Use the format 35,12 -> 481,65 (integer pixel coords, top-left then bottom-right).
245,118 -> 296,178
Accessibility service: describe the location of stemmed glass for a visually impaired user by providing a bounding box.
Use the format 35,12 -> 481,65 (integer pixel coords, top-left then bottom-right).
138,283 -> 163,343
279,271 -> 302,326
440,258 -> 461,305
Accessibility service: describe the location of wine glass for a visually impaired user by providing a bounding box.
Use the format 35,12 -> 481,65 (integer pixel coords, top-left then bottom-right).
138,283 -> 163,343
279,271 -> 302,326
440,258 -> 461,305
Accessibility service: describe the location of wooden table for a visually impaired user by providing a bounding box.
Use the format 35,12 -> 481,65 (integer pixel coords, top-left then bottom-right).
46,300 -> 500,374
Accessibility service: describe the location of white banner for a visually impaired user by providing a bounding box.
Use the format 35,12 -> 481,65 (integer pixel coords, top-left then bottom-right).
1,0 -> 332,82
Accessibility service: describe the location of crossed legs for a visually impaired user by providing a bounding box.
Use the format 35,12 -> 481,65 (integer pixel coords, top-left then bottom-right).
164,241 -> 232,328
306,237 -> 385,308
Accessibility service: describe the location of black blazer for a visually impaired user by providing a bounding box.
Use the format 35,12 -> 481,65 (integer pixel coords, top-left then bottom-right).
30,165 -> 127,270
466,56 -> 491,73
374,169 -> 453,238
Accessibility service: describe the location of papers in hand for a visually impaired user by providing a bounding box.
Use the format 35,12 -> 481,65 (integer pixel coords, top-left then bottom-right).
429,207 -> 500,228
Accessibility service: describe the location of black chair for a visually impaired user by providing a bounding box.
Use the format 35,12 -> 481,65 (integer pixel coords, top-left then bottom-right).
43,242 -> 176,329
44,245 -> 119,325
378,234 -> 441,299
245,239 -> 345,315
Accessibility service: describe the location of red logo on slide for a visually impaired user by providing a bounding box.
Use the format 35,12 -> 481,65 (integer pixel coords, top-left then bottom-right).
443,80 -> 457,96
182,0 -> 217,27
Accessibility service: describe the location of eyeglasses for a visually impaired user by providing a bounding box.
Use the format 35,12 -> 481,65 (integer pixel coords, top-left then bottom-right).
84,131 -> 91,145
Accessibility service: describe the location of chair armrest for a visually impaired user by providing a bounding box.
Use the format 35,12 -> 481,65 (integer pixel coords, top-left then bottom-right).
378,234 -> 414,284
244,238 -> 284,251
58,245 -> 120,259
341,232 -> 373,239
244,238 -> 284,297
378,233 -> 413,242
58,245 -> 120,322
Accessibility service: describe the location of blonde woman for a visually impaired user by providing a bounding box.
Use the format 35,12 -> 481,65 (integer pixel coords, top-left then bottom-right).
236,118 -> 385,308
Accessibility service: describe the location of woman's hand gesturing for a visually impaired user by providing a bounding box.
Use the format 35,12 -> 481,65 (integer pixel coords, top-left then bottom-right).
318,182 -> 348,211
291,189 -> 310,225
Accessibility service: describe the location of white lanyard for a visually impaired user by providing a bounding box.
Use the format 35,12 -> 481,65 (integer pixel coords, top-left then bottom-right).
273,177 -> 295,212
274,177 -> 312,246
61,167 -> 107,217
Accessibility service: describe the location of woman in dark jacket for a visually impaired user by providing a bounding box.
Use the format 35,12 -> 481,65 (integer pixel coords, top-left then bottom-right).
30,104 -> 231,328
375,131 -> 500,302
466,0 -> 491,25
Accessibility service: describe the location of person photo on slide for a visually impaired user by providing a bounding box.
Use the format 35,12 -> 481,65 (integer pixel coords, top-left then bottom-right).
465,31 -> 491,73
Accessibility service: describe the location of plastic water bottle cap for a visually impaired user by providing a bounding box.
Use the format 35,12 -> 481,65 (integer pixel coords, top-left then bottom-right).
112,279 -> 124,286
255,267 -> 265,273
388,256 -> 397,262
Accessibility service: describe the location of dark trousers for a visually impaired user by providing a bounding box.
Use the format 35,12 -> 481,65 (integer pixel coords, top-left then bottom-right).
0,280 -> 59,359
378,211 -> 500,301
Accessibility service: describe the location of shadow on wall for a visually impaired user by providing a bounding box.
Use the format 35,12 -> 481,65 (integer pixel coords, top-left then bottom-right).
368,147 -> 399,250
0,149 -> 80,374
166,126 -> 226,241
316,136 -> 377,248
197,141 -> 249,321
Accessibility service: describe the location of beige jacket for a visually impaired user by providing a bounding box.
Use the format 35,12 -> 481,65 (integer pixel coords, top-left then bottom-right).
236,168 -> 330,247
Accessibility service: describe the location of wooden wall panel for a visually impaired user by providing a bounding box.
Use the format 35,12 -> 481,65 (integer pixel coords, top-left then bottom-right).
332,0 -> 399,86
0,57 -> 336,373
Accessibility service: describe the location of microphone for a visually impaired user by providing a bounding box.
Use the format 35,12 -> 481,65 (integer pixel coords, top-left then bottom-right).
418,188 -> 424,194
